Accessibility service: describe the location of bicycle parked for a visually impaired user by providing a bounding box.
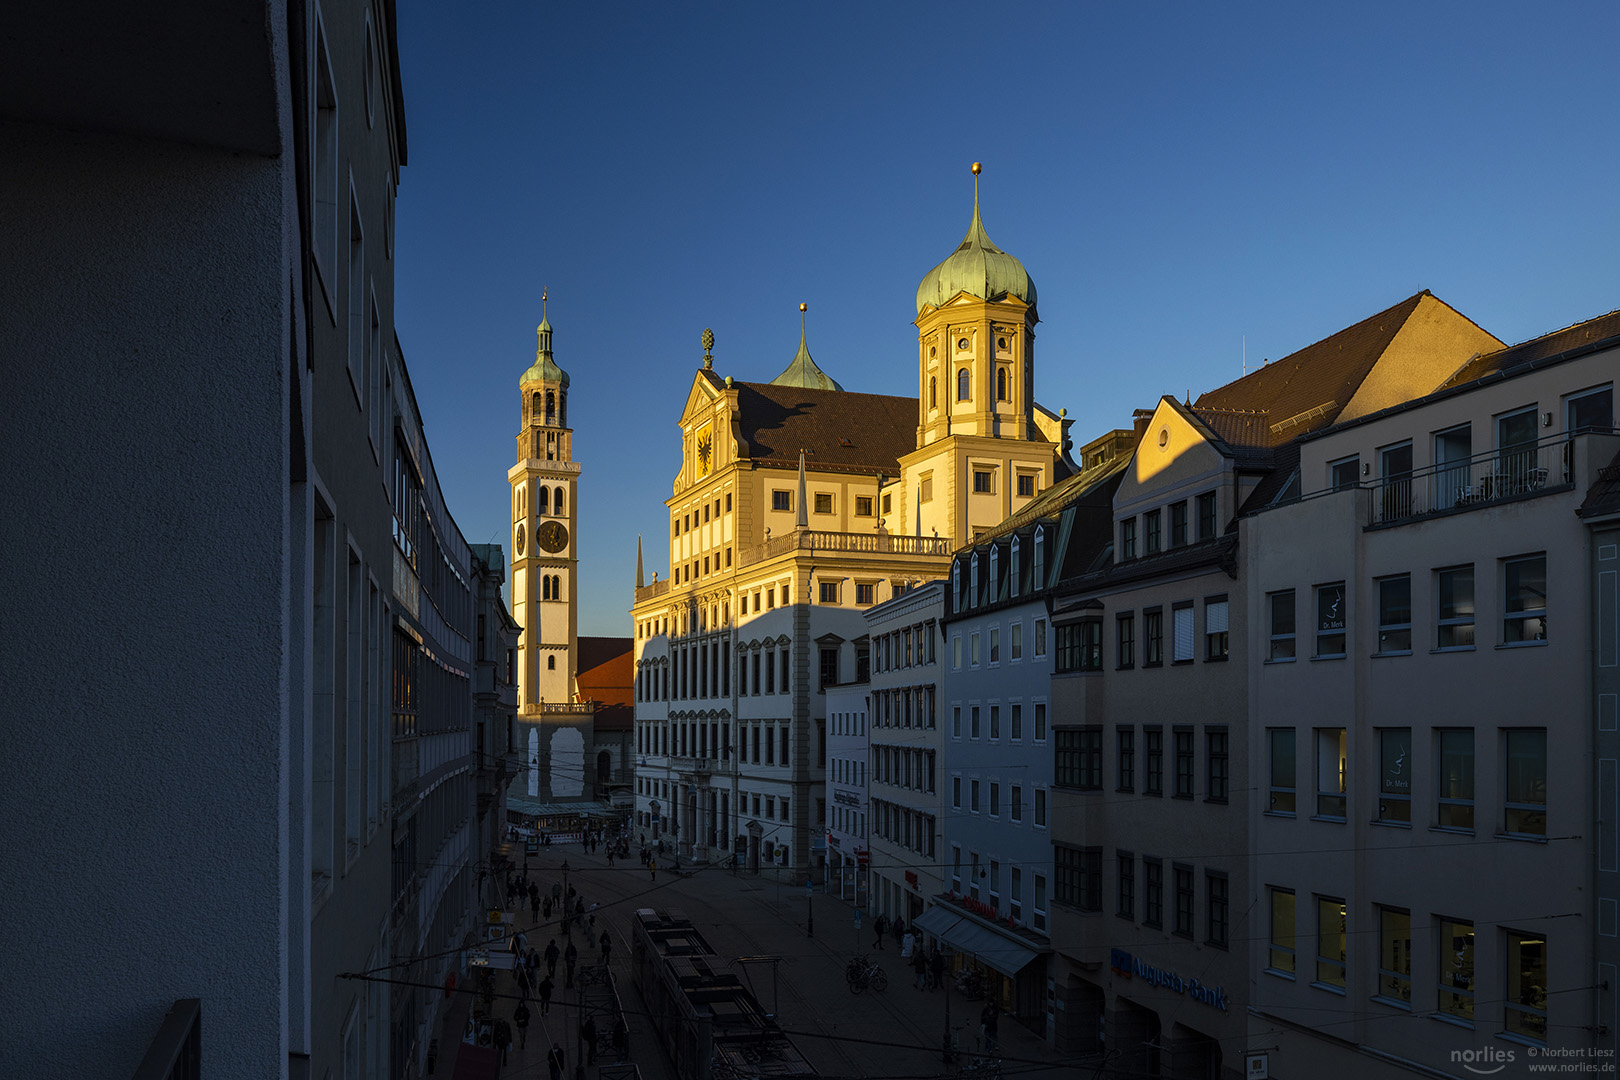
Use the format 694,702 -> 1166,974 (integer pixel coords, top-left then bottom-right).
845,955 -> 888,994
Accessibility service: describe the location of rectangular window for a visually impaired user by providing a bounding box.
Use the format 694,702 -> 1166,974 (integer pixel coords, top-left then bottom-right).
772,489 -> 792,512
1034,874 -> 1047,931
1205,596 -> 1229,660
820,647 -> 839,688
1034,618 -> 1047,657
989,705 -> 1001,740
1316,898 -> 1347,989
1330,455 -> 1360,492
1143,859 -> 1163,927
952,635 -> 962,669
1504,728 -> 1547,836
952,776 -> 961,809
1035,788 -> 1046,827
1504,930 -> 1548,1042
1380,440 -> 1414,520
1173,728 -> 1194,798
1035,703 -> 1047,741
1436,729 -> 1475,830
813,492 -> 833,514
1316,728 -> 1346,819
1117,728 -> 1136,792
970,706 -> 981,739
1437,565 -> 1476,648
1439,918 -> 1476,1022
1010,622 -> 1022,660
856,583 -> 875,605
819,580 -> 840,604
1206,728 -> 1229,802
970,632 -> 980,665
1377,907 -> 1412,1006
973,469 -> 994,493
855,495 -> 873,516
1269,888 -> 1296,975
1269,591 -> 1296,660
1011,785 -> 1023,823
1503,555 -> 1548,643
1315,583 -> 1346,657
952,706 -> 962,738
1017,473 -> 1035,497
1117,851 -> 1135,919
1170,501 -> 1188,547
989,627 -> 1000,664
1377,728 -> 1412,824
1145,727 -> 1163,796
1172,604 -> 1194,662
989,782 -> 1000,817
1054,622 -> 1080,672
970,779 -> 980,813
1196,491 -> 1217,540
1173,865 -> 1194,938
1377,575 -> 1412,653
1206,872 -> 1228,948
1144,509 -> 1162,554
1268,728 -> 1296,814
920,477 -> 933,502
1121,518 -> 1137,560
1011,704 -> 1022,740
1144,609 -> 1163,665
1117,613 -> 1135,669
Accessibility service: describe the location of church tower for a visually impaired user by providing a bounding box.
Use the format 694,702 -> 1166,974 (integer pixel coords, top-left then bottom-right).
508,297 -> 579,708
898,163 -> 1057,544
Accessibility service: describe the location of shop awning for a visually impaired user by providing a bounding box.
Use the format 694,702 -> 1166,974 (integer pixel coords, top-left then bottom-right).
913,907 -> 1042,978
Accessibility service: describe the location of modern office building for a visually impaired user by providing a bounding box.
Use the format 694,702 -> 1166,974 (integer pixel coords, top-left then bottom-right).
1240,310 -> 1619,1078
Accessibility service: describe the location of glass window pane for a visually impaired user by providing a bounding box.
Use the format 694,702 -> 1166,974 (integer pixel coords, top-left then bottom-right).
1378,729 -> 1412,823
1438,919 -> 1475,1020
1505,932 -> 1548,1042
1378,909 -> 1412,1003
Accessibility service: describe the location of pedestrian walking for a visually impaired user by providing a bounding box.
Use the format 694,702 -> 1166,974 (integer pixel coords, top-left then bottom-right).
513,1000 -> 531,1049
538,975 -> 554,1016
872,913 -> 888,949
545,938 -> 560,977
981,1001 -> 1000,1052
911,946 -> 929,989
516,963 -> 532,998
494,1017 -> 512,1066
929,947 -> 944,990
530,893 -> 540,920
893,916 -> 906,945
582,1016 -> 598,1064
650,858 -> 657,882
599,930 -> 612,961
547,1042 -> 565,1080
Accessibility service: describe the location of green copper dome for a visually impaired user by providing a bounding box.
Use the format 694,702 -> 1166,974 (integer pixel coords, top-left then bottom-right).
915,177 -> 1036,316
519,315 -> 570,387
770,307 -> 843,391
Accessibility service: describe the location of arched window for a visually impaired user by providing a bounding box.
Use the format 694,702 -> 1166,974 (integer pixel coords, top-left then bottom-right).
548,655 -> 556,670
990,545 -> 999,590
554,487 -> 565,515
1033,527 -> 1045,588
537,486 -> 549,515
997,367 -> 1008,402
531,391 -> 543,421
551,574 -> 561,598
929,377 -> 937,410
559,391 -> 568,428
1010,536 -> 1021,597
970,554 -> 979,604
542,576 -> 552,600
545,391 -> 556,424
957,368 -> 971,401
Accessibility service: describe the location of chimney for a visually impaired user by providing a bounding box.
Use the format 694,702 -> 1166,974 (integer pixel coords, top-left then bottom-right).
1131,409 -> 1155,444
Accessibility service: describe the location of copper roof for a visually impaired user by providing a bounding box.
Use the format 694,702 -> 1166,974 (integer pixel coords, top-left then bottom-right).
734,381 -> 918,475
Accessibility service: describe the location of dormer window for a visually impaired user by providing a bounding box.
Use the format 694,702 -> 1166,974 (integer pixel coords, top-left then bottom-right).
1010,536 -> 1021,597
1033,527 -> 1045,589
970,554 -> 980,606
990,545 -> 1000,593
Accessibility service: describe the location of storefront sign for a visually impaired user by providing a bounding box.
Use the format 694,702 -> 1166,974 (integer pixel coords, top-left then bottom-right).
834,790 -> 861,807
1109,948 -> 1228,1011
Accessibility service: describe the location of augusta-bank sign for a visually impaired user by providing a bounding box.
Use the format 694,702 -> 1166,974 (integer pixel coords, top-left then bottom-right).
1110,949 -> 1229,1012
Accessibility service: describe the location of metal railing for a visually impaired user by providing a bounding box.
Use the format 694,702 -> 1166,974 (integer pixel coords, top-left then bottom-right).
131,998 -> 200,1080
738,528 -> 952,569
1367,433 -> 1577,526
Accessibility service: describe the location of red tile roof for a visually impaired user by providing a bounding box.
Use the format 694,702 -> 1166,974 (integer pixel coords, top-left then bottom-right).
733,381 -> 924,476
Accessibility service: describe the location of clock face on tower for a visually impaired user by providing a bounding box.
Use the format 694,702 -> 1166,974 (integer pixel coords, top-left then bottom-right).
515,522 -> 526,555
537,520 -> 569,553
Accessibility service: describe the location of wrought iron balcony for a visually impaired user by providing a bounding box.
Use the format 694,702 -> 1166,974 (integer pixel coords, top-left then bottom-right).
1361,432 -> 1589,526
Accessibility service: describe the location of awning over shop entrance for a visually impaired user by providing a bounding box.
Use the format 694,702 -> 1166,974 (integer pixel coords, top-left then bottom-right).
913,906 -> 1042,978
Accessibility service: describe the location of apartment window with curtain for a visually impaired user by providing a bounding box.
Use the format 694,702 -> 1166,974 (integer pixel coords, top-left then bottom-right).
1205,595 -> 1229,660
1172,602 -> 1194,662
1144,608 -> 1164,666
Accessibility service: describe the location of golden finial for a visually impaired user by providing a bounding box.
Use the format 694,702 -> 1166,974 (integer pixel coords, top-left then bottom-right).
971,162 -> 981,175
799,302 -> 807,313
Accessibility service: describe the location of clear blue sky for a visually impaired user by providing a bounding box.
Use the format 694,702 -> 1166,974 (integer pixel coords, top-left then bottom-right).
394,1 -> 1619,636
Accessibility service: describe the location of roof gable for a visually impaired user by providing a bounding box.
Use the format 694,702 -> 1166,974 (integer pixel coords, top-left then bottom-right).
1116,397 -> 1230,509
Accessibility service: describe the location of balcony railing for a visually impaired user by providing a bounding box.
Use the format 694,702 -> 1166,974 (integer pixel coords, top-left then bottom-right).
738,529 -> 952,569
131,998 -> 200,1080
1365,433 -> 1584,526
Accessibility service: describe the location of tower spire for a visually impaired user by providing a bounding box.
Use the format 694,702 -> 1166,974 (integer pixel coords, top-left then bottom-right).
635,534 -> 645,589
795,450 -> 809,530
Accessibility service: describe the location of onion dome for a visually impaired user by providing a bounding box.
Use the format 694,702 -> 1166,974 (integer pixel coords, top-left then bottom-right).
915,164 -> 1036,316
519,293 -> 570,386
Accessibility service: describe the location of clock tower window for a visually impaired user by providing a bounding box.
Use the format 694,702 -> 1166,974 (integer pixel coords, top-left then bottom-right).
537,487 -> 549,515
555,488 -> 565,515
545,390 -> 556,424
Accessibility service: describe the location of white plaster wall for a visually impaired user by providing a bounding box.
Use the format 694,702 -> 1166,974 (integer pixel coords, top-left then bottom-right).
0,120 -> 291,1078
